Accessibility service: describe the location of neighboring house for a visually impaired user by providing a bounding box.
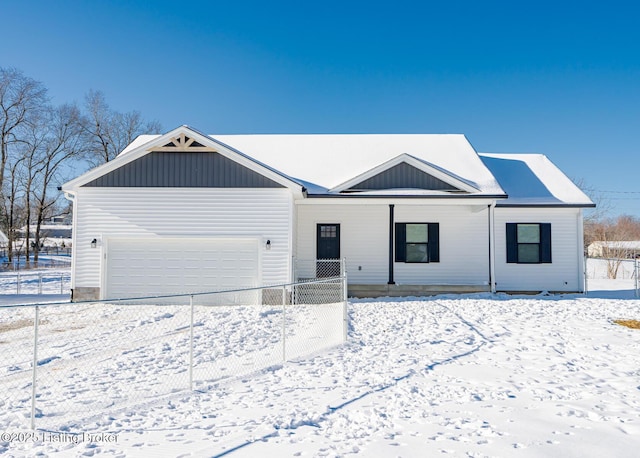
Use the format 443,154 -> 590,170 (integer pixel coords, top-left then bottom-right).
20,224 -> 73,246
587,241 -> 640,258
62,125 -> 594,301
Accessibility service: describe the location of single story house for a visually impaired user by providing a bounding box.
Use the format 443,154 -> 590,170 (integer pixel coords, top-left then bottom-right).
587,241 -> 640,258
62,125 -> 594,301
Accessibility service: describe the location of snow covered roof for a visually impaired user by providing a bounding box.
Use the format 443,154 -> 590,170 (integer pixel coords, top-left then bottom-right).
588,241 -> 640,250
0,230 -> 7,244
73,126 -> 595,206
212,134 -> 505,195
479,153 -> 594,207
114,131 -> 506,197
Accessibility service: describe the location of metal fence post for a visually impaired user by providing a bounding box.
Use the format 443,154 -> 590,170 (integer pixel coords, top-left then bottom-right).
342,258 -> 348,343
17,272 -> 20,294
584,255 -> 588,295
189,295 -> 194,391
635,259 -> 639,298
60,275 -> 64,294
31,306 -> 39,430
282,286 -> 287,362
38,273 -> 43,295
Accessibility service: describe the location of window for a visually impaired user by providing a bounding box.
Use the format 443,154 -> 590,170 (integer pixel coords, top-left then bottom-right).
395,223 -> 439,263
506,223 -> 552,264
319,225 -> 337,239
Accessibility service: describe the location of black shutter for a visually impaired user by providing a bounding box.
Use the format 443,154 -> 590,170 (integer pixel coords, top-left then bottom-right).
395,223 -> 406,262
540,223 -> 552,263
428,223 -> 440,262
506,223 -> 518,263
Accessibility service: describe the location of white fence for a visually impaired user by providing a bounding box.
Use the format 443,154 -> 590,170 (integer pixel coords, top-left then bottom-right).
0,276 -> 347,431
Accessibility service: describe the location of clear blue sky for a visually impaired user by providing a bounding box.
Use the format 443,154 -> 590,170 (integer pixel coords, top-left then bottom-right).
2,1 -> 639,216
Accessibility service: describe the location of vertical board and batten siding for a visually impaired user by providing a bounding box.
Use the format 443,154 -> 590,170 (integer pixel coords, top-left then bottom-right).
82,152 -> 285,188
394,205 -> 489,285
493,207 -> 582,291
296,203 -> 490,285
72,187 -> 293,291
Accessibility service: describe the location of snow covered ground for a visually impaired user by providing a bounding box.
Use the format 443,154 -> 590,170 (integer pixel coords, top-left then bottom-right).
1,277 -> 640,457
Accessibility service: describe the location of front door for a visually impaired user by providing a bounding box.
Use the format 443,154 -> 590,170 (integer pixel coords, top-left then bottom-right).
316,224 -> 340,277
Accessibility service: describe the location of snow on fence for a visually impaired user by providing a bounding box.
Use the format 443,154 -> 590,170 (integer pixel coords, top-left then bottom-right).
0,276 -> 347,431
586,257 -> 638,280
0,270 -> 70,295
585,257 -> 639,298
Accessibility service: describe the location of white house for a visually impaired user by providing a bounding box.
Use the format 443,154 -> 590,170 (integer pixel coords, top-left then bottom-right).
62,125 -> 594,301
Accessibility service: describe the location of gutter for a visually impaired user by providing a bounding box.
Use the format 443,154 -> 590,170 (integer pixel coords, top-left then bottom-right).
495,203 -> 596,208
306,193 -> 509,199
62,189 -> 77,298
489,201 -> 497,294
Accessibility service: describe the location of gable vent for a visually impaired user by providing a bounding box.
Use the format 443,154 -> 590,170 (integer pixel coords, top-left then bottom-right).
155,133 -> 216,151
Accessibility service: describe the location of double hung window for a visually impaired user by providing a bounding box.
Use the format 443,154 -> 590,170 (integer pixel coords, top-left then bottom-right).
395,223 -> 439,263
506,223 -> 552,264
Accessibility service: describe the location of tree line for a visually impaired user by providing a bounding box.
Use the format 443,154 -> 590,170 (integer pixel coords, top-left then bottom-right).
0,66 -> 160,266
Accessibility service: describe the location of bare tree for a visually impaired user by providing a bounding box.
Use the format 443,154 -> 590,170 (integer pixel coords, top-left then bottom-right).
1,67 -> 159,267
589,215 -> 640,278
0,67 -> 48,196
31,104 -> 83,264
2,154 -> 26,263
17,103 -> 83,265
81,90 -> 161,167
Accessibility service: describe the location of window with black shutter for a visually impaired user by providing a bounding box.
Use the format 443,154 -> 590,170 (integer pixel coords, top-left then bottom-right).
395,223 -> 439,263
506,223 -> 552,264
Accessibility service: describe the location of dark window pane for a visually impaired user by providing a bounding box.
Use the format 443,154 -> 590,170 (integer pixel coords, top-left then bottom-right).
406,243 -> 429,262
320,225 -> 337,238
518,244 -> 539,263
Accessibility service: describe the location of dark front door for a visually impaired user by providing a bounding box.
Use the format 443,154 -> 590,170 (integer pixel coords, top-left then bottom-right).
316,224 -> 340,277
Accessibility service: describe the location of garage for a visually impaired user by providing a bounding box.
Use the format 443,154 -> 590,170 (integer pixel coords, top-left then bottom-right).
104,237 -> 260,302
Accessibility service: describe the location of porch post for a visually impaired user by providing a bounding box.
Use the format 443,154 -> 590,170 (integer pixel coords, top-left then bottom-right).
388,204 -> 395,284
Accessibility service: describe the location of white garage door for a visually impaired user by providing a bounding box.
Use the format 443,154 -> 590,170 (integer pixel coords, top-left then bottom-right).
105,237 -> 260,301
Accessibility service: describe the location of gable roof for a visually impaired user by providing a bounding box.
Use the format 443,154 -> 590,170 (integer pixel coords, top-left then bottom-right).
65,126 -> 594,207
211,134 -> 505,196
479,153 -> 595,207
62,126 -> 305,196
329,153 -> 480,194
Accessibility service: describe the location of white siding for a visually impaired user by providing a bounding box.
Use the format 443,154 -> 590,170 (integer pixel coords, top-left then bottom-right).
72,188 -> 293,291
296,204 -> 389,283
296,203 -> 490,285
394,205 -> 489,285
493,207 -> 582,292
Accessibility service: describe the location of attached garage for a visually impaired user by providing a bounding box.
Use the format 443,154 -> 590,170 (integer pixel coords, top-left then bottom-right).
62,127 -> 303,302
104,237 -> 260,301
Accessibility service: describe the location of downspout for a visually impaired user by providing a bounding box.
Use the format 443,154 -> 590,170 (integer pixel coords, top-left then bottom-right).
489,201 -> 497,293
577,208 -> 585,293
63,190 -> 77,300
388,204 -> 395,284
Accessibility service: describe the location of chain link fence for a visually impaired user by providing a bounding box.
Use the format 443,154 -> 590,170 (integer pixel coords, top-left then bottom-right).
294,258 -> 344,280
0,276 -> 347,431
0,270 -> 70,295
585,257 -> 639,297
